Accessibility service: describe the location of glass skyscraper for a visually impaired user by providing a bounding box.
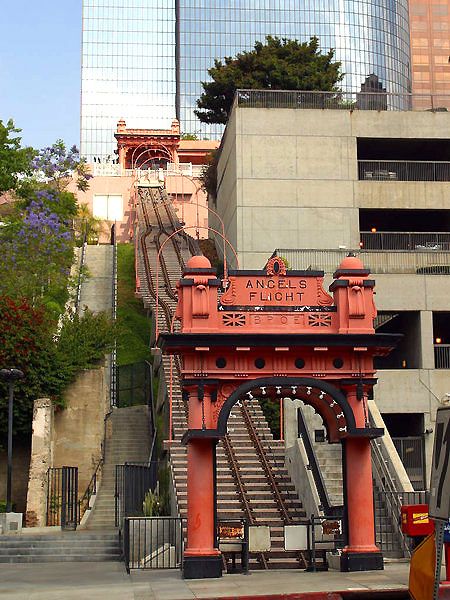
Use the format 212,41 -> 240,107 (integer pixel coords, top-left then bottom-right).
81,0 -> 176,161
81,0 -> 411,161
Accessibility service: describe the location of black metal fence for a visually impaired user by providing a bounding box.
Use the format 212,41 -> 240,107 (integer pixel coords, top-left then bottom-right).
123,516 -> 183,572
117,361 -> 152,408
360,231 -> 450,252
358,160 -> 450,182
308,514 -> 345,572
47,466 -> 79,528
115,463 -> 158,528
374,490 -> 429,557
218,519 -> 249,574
392,437 -> 426,490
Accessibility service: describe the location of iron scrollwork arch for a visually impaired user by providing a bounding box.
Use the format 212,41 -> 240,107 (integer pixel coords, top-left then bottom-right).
217,377 -> 357,439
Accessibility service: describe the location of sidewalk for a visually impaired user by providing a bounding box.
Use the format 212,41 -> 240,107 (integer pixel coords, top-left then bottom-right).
0,562 -> 411,600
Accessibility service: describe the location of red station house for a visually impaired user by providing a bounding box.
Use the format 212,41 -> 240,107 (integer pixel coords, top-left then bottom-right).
159,254 -> 400,579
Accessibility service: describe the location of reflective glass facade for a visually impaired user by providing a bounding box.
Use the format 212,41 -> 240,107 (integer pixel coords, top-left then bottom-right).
409,0 -> 450,105
81,0 -> 411,159
81,0 -> 176,161
179,0 -> 411,137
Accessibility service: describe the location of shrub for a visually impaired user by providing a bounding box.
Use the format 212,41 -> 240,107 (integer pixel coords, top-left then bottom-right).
0,301 -> 115,443
142,490 -> 160,517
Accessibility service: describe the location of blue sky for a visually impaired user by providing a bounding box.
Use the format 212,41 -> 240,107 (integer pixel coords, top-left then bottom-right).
0,2 -> 81,150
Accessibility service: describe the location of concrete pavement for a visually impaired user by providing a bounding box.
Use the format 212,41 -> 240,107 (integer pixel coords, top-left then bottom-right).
0,562 -> 412,599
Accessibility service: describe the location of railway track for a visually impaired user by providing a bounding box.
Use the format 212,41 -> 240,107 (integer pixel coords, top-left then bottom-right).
136,185 -> 308,570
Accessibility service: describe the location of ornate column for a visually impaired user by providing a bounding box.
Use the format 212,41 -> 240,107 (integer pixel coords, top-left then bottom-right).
183,384 -> 222,579
341,385 -> 383,571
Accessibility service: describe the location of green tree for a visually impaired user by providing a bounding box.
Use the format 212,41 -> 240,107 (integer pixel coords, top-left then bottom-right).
30,140 -> 92,193
200,150 -> 218,200
180,133 -> 198,140
0,300 -> 115,443
195,36 -> 343,125
0,120 -> 35,193
74,203 -> 105,244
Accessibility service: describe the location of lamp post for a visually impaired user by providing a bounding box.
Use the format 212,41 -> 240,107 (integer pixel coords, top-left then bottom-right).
0,368 -> 24,513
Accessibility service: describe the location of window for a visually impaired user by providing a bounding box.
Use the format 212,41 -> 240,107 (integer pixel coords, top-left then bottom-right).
93,194 -> 123,221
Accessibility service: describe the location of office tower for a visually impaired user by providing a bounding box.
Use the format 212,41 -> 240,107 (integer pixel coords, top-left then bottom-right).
409,0 -> 450,105
178,0 -> 411,138
81,0 -> 411,161
81,0 -> 176,161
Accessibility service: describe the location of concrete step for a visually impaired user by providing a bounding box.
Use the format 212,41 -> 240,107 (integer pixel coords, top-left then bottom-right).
0,553 -> 121,563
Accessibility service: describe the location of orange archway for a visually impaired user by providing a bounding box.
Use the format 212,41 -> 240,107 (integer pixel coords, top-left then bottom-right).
159,254 -> 400,579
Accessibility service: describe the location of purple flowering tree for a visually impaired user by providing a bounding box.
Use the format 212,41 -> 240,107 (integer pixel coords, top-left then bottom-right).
31,140 -> 92,193
0,200 -> 73,302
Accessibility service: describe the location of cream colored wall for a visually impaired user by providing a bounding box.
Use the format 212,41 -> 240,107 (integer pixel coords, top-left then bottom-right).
216,107 -> 450,269
375,369 -> 450,484
24,367 -> 109,527
374,274 -> 450,312
52,367 -> 108,496
213,110 -> 239,265
355,181 -> 450,210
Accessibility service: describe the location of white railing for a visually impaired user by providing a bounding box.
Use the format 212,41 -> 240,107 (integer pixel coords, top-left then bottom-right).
122,164 -> 206,180
93,163 -> 122,177
360,231 -> 450,251
434,344 -> 450,369
358,160 -> 450,182
277,248 -> 450,275
166,162 -> 193,176
235,89 -> 450,112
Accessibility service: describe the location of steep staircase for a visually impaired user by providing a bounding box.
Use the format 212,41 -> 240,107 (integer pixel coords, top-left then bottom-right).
78,244 -> 113,313
86,405 -> 151,530
300,404 -> 344,508
0,376 -> 151,564
170,396 -> 308,569
0,531 -> 120,563
299,404 -> 410,558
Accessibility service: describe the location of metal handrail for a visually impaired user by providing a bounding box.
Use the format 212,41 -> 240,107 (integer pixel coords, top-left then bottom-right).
234,89 -> 450,112
145,361 -> 158,484
276,248 -> 450,275
434,344 -> 450,369
370,431 -> 411,557
79,458 -> 103,519
110,226 -> 118,407
360,231 -> 450,252
296,408 -> 339,517
358,160 -> 450,182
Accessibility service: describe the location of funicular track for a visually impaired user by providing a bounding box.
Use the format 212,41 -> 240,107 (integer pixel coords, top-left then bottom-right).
136,186 -> 308,570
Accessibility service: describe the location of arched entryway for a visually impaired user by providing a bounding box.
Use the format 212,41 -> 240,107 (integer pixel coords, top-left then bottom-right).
159,254 -> 400,578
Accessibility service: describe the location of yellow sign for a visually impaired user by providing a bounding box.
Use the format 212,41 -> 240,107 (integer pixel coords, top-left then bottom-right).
413,512 -> 430,525
409,532 -> 436,600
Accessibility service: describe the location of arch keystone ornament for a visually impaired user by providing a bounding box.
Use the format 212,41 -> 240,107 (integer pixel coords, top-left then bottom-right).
159,254 -> 400,578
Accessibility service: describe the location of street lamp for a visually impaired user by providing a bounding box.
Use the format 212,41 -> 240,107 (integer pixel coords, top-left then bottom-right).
0,368 -> 24,513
